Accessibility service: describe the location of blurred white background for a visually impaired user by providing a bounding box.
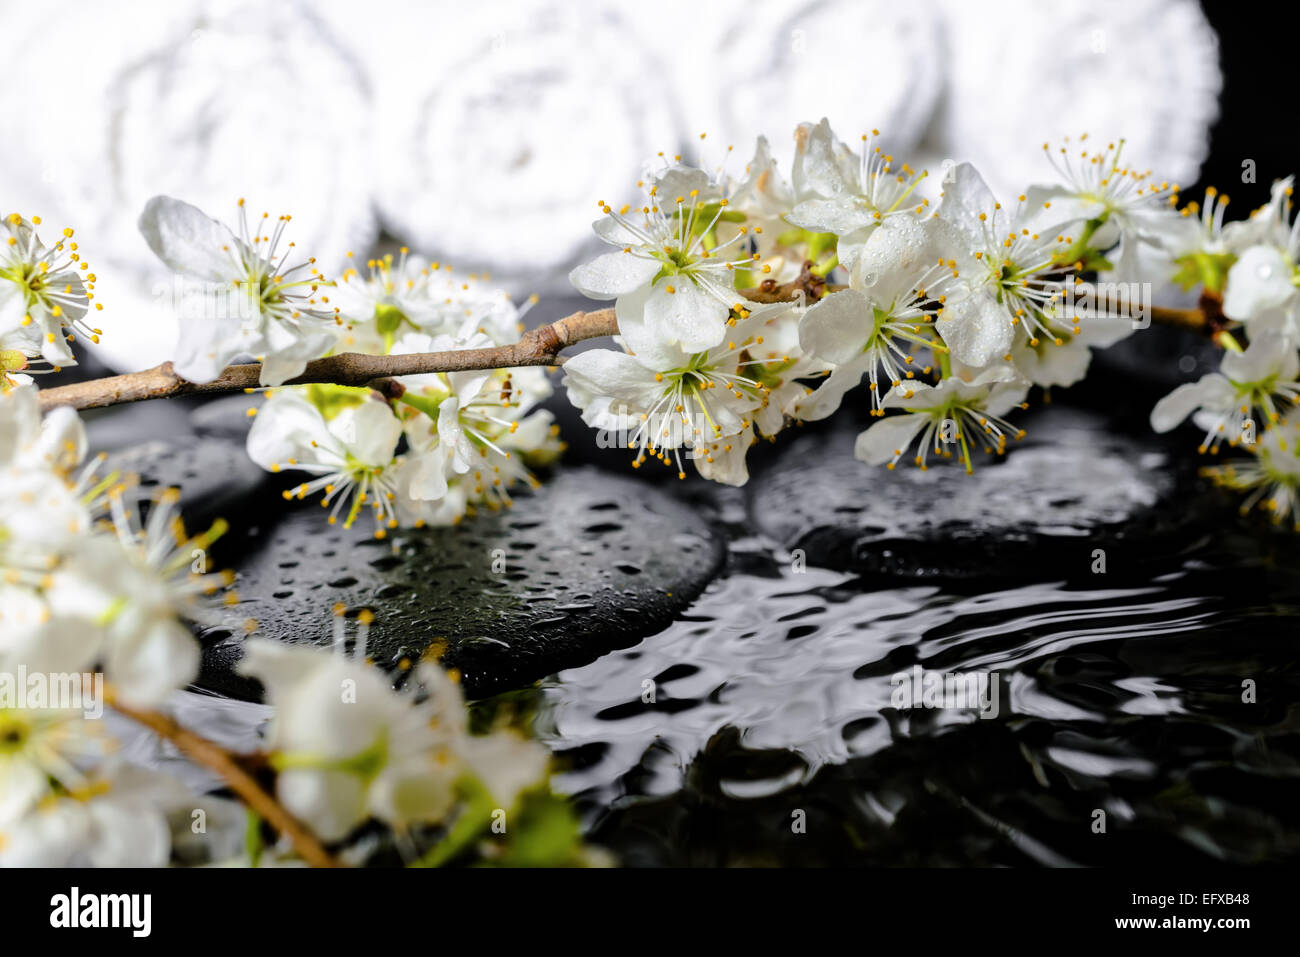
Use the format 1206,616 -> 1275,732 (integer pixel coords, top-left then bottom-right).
0,0 -> 1220,371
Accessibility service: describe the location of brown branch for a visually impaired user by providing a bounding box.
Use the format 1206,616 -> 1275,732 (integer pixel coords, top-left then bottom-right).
38,308 -> 619,413
37,273 -> 1219,414
1151,305 -> 1210,332
107,689 -> 342,868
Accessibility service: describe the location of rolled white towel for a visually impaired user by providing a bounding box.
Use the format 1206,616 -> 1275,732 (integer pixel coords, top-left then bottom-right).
370,1 -> 681,295
714,0 -> 946,172
0,0 -> 376,372
929,0 -> 1221,198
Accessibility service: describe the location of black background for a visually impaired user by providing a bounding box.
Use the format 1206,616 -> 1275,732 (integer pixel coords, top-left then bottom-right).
1191,3 -> 1296,207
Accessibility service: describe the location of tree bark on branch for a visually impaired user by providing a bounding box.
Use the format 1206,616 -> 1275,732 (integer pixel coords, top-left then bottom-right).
36,274 -> 1214,413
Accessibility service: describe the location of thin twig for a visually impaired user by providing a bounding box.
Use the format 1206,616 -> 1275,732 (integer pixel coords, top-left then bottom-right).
108,689 -> 342,868
38,308 -> 618,413
36,276 -> 1214,413
1150,305 -> 1210,332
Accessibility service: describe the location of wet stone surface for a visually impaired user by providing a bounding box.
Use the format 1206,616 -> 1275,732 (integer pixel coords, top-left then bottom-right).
105,434 -> 277,539
188,393 -> 264,442
748,405 -> 1195,579
194,467 -> 726,700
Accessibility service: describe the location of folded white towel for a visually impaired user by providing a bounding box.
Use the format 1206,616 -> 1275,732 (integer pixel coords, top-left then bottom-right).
367,2 -> 681,294
929,0 -> 1221,199
713,0 -> 946,172
2,0 -> 376,371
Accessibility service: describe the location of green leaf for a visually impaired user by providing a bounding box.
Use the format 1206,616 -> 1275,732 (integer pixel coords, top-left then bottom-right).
410,775 -> 497,868
245,810 -> 264,868
478,788 -> 588,868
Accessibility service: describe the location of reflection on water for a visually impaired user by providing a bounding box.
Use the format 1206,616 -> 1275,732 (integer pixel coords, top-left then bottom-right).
535,494 -> 1300,866
122,487 -> 1300,866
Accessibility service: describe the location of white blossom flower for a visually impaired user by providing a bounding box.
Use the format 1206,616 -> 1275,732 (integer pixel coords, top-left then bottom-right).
0,758 -> 190,867
247,391 -> 407,537
569,165 -> 759,353
239,637 -> 457,842
794,216 -> 962,419
389,324 -> 559,517
421,268 -> 532,348
0,214 -> 100,366
1222,178 -> 1300,323
1007,309 -> 1135,389
0,386 -> 220,707
788,119 -> 930,267
1150,186 -> 1239,293
0,707 -> 103,829
723,136 -> 804,285
0,382 -> 87,476
744,302 -> 830,437
935,162 -> 1084,367
563,300 -> 793,482
333,247 -> 446,352
1031,135 -> 1179,283
1150,330 -> 1300,451
139,196 -> 340,385
854,366 -> 1030,472
237,629 -> 549,844
1201,410 -> 1300,529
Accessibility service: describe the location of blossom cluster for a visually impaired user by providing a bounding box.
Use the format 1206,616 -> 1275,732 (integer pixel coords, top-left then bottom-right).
1147,178 -> 1300,527
138,197 -> 564,536
563,121 -> 1300,526
0,384 -> 571,865
0,213 -> 102,388
0,383 -> 214,863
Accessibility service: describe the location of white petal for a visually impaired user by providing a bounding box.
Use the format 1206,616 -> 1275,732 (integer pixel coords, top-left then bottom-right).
693,429 -> 755,486
936,293 -> 1013,368
138,196 -> 241,281
792,118 -> 855,201
460,731 -> 550,810
853,414 -> 928,465
172,312 -> 254,384
641,276 -> 729,354
278,767 -> 368,843
938,162 -> 1000,238
1224,246 -> 1296,321
613,283 -> 692,369
568,250 -> 661,300
1221,329 -> 1291,383
0,282 -> 27,335
786,198 -> 878,237
798,288 -> 871,364
792,356 -> 874,422
106,618 -> 200,709
592,215 -> 643,246
258,356 -> 310,387
246,392 -> 329,469
1149,375 -> 1232,432
33,406 -> 86,471
561,348 -> 660,405
331,400 -> 402,467
87,797 -> 172,867
405,446 -> 450,501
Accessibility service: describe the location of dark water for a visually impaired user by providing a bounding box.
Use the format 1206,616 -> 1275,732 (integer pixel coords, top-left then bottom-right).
534,488 -> 1300,866
101,372 -> 1300,866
